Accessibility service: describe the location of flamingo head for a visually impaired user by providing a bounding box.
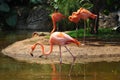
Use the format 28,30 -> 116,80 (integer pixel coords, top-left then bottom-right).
68,15 -> 80,23
31,45 -> 36,51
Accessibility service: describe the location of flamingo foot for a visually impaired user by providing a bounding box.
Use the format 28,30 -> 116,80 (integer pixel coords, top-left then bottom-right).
39,55 -> 43,58
45,56 -> 48,59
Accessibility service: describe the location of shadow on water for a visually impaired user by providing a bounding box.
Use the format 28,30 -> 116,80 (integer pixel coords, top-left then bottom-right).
0,30 -> 120,80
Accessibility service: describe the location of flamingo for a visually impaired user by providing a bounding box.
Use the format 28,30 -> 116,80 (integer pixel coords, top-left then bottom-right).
69,7 -> 97,22
51,11 -> 66,34
30,32 -> 80,63
69,11 -> 81,38
78,8 -> 97,44
32,11 -> 65,37
69,7 -> 97,44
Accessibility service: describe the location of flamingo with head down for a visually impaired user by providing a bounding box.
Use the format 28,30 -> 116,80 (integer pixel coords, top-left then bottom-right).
30,32 -> 80,63
30,10 -> 80,63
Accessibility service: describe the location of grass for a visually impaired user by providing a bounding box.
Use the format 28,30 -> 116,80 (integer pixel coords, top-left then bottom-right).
67,28 -> 120,41
44,28 -> 120,41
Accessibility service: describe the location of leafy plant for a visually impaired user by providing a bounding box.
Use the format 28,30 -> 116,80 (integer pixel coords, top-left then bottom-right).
0,0 -> 18,29
50,0 -> 93,16
103,0 -> 120,15
49,0 -> 93,31
6,15 -> 17,27
0,2 -> 10,12
30,0 -> 48,4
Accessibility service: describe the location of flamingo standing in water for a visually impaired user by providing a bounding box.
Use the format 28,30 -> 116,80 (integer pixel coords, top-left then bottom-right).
32,11 -> 65,37
30,32 -> 80,63
69,7 -> 97,44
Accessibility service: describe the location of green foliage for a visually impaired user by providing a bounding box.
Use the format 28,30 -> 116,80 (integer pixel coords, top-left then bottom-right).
106,0 -> 113,5
0,2 -> 10,12
30,0 -> 42,4
6,15 -> 17,27
50,0 -> 93,16
49,0 -> 93,31
103,9 -> 110,15
0,0 -> 18,29
67,29 -> 94,38
103,0 -> 120,15
30,0 -> 48,4
67,28 -> 120,40
97,28 -> 120,39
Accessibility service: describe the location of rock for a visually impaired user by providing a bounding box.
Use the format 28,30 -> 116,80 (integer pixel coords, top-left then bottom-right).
99,12 -> 118,28
26,6 -> 51,30
17,6 -> 51,31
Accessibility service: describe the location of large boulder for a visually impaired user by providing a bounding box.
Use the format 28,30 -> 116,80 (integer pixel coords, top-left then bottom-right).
99,12 -> 118,28
17,6 -> 51,31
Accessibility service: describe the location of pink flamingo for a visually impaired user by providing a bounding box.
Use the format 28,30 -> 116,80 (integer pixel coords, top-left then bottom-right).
69,7 -> 97,23
32,11 -> 65,37
78,8 -> 97,43
68,8 -> 82,31
69,7 -> 97,44
69,11 -> 81,38
51,11 -> 66,34
30,32 -> 80,63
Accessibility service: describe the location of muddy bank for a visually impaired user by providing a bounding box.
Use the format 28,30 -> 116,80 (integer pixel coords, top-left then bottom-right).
1,36 -> 120,64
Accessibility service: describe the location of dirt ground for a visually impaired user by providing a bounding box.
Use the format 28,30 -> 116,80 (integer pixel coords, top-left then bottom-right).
1,34 -> 120,64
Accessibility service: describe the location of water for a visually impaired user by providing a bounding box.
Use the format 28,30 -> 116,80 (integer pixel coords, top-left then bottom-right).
0,30 -> 120,80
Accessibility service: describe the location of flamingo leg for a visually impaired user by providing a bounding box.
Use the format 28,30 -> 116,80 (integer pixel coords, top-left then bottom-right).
64,46 -> 76,63
59,45 -> 62,64
83,20 -> 86,45
76,23 -> 79,39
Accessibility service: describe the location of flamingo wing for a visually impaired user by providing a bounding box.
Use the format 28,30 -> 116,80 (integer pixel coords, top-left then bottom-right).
50,32 -> 80,46
79,8 -> 97,19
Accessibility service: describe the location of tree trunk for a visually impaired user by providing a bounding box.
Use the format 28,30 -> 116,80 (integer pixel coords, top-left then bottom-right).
90,0 -> 106,34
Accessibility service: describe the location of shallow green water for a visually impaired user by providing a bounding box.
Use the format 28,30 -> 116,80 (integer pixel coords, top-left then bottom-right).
0,30 -> 120,80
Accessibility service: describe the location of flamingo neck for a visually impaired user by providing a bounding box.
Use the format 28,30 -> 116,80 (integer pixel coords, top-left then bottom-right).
35,43 -> 53,56
51,18 -> 57,34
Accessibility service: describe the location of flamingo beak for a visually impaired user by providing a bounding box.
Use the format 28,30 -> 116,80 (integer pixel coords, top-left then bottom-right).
30,52 -> 33,56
